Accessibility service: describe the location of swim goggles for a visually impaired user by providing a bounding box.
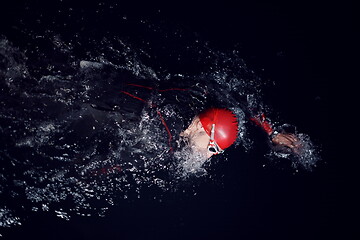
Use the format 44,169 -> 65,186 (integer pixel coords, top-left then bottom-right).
208,124 -> 224,155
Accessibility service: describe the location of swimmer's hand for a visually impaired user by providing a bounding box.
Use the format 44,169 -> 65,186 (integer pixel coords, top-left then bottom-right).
271,133 -> 302,154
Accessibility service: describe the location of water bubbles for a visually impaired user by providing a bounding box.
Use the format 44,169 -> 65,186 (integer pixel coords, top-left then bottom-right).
55,210 -> 70,220
42,204 -> 49,211
0,207 -> 21,227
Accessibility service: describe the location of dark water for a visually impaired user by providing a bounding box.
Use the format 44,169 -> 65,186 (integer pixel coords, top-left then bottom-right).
0,1 -> 351,239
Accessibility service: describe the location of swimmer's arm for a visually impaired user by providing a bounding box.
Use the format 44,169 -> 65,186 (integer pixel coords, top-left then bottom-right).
250,113 -> 301,152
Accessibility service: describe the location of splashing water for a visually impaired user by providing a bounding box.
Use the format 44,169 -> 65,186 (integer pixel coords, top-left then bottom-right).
0,22 -> 320,228
0,208 -> 21,228
267,133 -> 320,171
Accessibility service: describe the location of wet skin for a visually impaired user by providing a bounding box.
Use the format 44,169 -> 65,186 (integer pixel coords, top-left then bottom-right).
181,116 -> 215,159
271,133 -> 302,154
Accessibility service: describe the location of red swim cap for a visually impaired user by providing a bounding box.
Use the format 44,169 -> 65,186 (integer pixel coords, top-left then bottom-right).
199,108 -> 238,150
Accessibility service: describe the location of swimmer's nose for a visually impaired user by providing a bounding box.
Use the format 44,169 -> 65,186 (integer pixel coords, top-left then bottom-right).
207,151 -> 215,159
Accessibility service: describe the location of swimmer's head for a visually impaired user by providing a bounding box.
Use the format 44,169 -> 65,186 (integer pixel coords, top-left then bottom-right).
181,108 -> 238,158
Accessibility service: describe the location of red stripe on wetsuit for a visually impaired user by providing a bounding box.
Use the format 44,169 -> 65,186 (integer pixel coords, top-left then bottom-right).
121,84 -> 188,152
249,113 -> 274,135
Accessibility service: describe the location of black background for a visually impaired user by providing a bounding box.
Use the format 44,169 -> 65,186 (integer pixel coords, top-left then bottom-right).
0,0 -> 354,239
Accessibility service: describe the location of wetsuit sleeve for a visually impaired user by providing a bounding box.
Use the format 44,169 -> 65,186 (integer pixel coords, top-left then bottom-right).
249,113 -> 274,136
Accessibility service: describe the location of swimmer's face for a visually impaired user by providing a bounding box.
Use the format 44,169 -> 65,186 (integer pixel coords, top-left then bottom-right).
189,127 -> 214,159
181,117 -> 216,159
